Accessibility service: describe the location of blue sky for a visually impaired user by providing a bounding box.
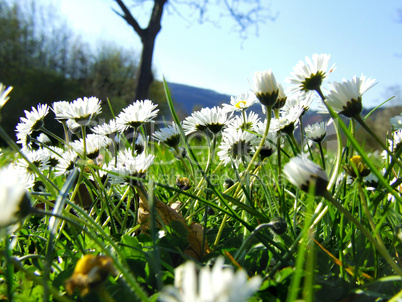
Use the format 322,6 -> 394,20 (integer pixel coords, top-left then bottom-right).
53,0 -> 402,108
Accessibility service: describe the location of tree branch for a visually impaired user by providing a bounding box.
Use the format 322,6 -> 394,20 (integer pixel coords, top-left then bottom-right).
114,0 -> 144,38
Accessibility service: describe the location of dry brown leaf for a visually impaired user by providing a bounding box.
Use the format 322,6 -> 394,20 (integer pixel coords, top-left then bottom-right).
135,183 -> 210,260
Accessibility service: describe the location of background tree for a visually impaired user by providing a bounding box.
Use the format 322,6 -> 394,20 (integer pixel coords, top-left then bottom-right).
0,0 -> 168,142
114,0 -> 277,100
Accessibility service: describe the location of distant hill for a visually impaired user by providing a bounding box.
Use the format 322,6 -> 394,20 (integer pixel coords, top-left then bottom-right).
167,82 -> 231,114
166,82 -> 402,150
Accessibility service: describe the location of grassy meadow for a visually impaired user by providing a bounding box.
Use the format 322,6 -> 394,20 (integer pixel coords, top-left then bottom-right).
1,55 -> 402,302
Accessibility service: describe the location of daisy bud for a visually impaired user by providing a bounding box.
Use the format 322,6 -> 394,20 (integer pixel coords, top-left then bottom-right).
267,217 -> 287,235
252,70 -> 281,107
283,155 -> 329,196
223,178 -> 235,189
174,146 -> 187,159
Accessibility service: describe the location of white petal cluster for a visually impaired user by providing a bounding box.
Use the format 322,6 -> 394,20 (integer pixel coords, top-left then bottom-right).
51,101 -> 70,120
0,165 -> 29,227
252,70 -> 280,96
282,93 -> 315,114
283,155 -> 328,195
153,122 -> 182,148
0,83 -> 13,109
305,121 -> 327,143
159,257 -> 261,302
15,149 -> 50,176
91,119 -> 119,136
325,75 -> 376,116
271,105 -> 304,134
183,106 -> 232,135
390,114 -> 402,130
218,128 -> 259,166
15,103 -> 49,139
70,134 -> 112,158
54,96 -> 102,123
116,99 -> 159,131
287,53 -> 334,94
227,111 -> 260,131
222,91 -> 257,112
107,151 -> 155,185
252,70 -> 283,107
55,150 -> 78,177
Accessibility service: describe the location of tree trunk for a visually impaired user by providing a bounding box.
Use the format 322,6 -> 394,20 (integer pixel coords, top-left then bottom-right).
114,0 -> 167,101
135,29 -> 157,101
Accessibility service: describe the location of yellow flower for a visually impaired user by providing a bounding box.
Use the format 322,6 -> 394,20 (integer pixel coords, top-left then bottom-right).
345,155 -> 370,178
65,254 -> 115,296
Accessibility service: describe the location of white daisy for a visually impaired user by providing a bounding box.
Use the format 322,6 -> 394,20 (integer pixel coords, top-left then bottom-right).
200,106 -> 233,134
227,111 -> 260,132
283,155 -> 329,196
51,100 -> 70,122
218,128 -> 259,166
70,134 -> 112,159
325,75 -> 376,118
16,133 -> 33,152
153,122 -> 182,148
116,99 -> 159,131
43,146 -> 64,168
55,97 -> 102,125
14,149 -> 50,187
287,53 -> 335,94
66,119 -> 81,133
0,83 -> 13,109
15,103 -> 49,139
222,91 -> 258,112
159,257 -> 261,302
36,132 -> 52,146
108,152 -> 155,185
282,92 -> 315,116
390,114 -> 402,130
252,69 -> 282,107
91,119 -> 119,137
182,110 -> 209,135
16,149 -> 50,175
0,165 -> 31,227
271,105 -> 304,135
54,150 -> 78,177
305,121 -> 327,143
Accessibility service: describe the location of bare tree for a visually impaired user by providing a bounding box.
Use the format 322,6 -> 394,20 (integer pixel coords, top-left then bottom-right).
114,0 -> 276,101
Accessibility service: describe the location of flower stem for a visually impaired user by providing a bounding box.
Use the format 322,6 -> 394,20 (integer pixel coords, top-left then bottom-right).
288,132 -> 301,154
245,105 -> 272,173
81,126 -> 87,160
318,141 -> 326,170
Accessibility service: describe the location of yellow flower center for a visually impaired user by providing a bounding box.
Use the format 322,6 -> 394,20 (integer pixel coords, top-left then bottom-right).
350,155 -> 363,169
235,101 -> 246,109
